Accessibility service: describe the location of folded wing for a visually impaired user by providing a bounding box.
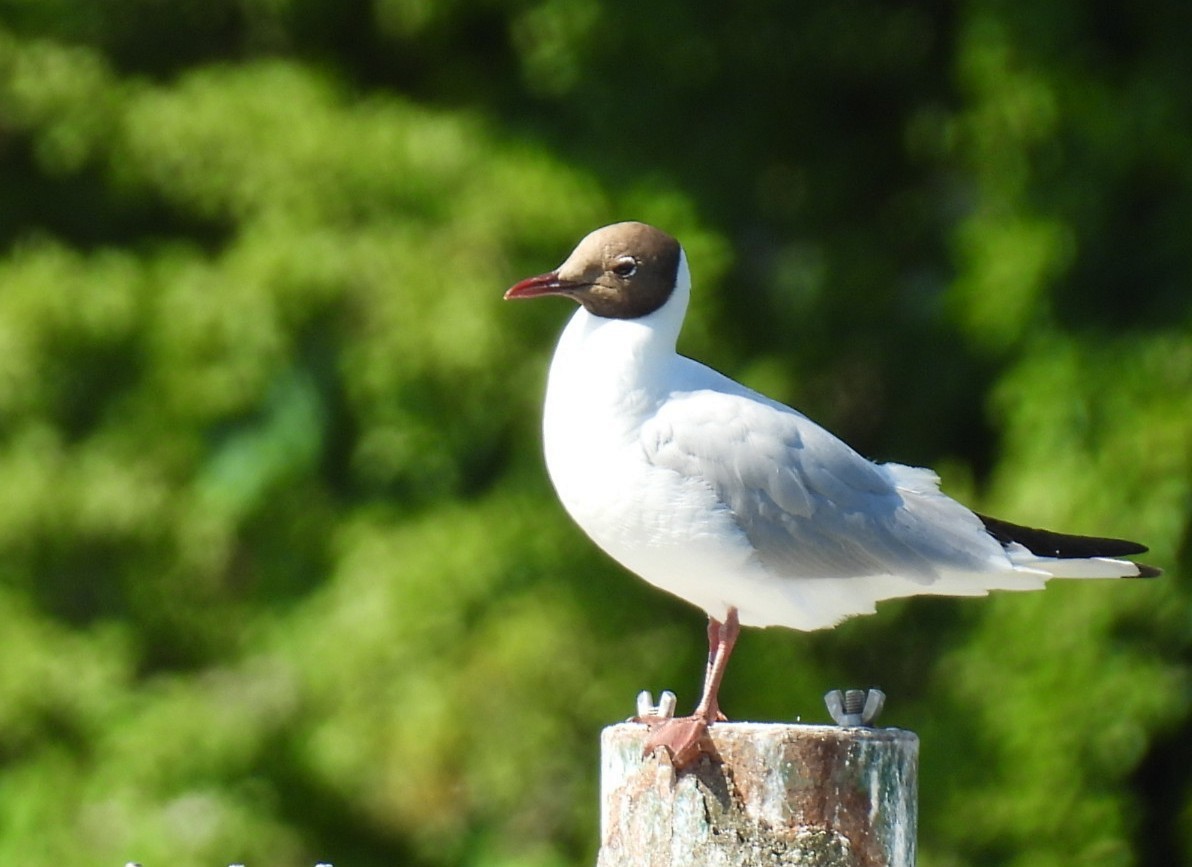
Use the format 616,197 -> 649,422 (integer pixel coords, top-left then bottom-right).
640,370 -> 1154,629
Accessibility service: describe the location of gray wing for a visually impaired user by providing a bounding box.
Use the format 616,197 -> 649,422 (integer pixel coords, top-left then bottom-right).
640,384 -> 1006,582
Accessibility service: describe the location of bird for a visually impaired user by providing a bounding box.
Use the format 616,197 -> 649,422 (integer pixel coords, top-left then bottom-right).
504,221 -> 1159,767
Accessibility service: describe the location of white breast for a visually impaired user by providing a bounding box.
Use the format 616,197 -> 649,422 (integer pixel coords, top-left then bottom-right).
540,306 -> 770,623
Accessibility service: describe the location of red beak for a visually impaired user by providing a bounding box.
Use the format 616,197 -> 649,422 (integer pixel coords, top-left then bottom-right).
504,272 -> 588,300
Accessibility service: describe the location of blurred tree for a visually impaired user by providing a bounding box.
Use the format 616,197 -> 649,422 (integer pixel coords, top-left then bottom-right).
0,1 -> 1188,865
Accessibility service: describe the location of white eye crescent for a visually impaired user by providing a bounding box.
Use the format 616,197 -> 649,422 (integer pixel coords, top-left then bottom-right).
612,257 -> 638,278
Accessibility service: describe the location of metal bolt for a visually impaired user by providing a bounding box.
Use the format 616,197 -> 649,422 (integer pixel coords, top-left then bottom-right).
824,688 -> 885,727
634,689 -> 677,720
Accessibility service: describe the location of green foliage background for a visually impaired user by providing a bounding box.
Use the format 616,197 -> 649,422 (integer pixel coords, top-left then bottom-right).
0,1 -> 1189,864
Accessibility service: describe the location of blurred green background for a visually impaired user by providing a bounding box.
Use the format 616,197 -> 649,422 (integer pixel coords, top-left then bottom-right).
0,1 -> 1190,864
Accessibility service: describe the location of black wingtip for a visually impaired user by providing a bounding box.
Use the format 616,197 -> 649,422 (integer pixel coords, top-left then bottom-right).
976,513 -> 1158,574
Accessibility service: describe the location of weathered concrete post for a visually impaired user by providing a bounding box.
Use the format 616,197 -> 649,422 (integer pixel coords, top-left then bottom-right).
597,722 -> 918,867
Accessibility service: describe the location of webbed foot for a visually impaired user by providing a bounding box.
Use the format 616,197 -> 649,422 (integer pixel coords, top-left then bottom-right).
639,714 -> 712,768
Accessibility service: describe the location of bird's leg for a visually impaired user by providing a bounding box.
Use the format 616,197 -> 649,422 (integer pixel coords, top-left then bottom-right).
695,607 -> 739,723
640,608 -> 740,768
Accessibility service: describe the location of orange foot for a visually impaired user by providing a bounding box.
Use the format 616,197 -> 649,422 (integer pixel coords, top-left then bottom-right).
639,715 -> 712,768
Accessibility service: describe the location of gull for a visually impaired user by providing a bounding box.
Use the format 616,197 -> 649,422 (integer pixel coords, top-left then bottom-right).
505,221 -> 1158,767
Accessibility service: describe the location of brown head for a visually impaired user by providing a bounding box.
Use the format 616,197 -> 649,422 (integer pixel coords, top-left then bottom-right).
505,222 -> 682,320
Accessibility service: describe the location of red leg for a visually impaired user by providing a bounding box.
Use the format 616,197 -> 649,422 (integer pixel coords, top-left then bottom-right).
701,616 -> 719,701
640,608 -> 740,768
695,608 -> 739,722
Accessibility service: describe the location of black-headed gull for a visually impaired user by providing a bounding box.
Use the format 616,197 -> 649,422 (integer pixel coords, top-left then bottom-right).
506,221 -> 1157,766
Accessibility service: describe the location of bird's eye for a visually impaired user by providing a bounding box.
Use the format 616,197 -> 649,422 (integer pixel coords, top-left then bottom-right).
611,257 -> 638,278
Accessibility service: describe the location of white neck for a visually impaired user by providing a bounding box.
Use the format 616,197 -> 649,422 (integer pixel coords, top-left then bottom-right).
543,251 -> 690,441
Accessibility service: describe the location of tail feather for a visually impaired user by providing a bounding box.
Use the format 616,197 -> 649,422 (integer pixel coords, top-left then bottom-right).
977,513 -> 1161,578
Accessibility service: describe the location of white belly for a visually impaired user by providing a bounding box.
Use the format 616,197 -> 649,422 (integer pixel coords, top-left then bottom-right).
538,308 -> 842,630
542,363 -> 770,623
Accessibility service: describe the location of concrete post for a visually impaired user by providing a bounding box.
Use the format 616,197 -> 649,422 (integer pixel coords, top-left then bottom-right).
597,722 -> 918,867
